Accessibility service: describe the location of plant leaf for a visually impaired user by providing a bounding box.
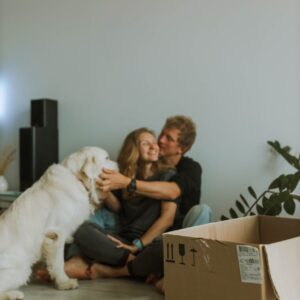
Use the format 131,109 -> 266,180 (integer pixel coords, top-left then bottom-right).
268,193 -> 282,205
262,196 -> 271,209
221,215 -> 229,221
256,204 -> 265,215
269,175 -> 285,190
280,176 -> 289,191
277,191 -> 291,203
236,200 -> 245,214
267,204 -> 282,216
283,196 -> 296,215
248,186 -> 257,199
268,140 -> 280,149
269,175 -> 290,192
287,172 -> 300,192
240,194 -> 249,208
268,140 -> 300,170
291,194 -> 300,202
229,208 -> 238,219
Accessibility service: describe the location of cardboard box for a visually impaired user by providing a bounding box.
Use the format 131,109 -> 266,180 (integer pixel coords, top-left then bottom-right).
163,215 -> 300,300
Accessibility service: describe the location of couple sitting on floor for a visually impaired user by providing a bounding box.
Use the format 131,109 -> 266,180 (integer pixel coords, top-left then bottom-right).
37,115 -> 211,294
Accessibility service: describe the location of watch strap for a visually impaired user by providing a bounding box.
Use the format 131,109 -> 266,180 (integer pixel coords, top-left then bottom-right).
127,178 -> 137,194
132,238 -> 144,251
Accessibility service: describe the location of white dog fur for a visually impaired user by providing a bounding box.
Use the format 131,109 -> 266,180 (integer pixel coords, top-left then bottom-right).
0,146 -> 117,300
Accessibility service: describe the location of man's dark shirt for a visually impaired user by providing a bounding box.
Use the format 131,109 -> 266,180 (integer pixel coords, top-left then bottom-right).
171,156 -> 202,229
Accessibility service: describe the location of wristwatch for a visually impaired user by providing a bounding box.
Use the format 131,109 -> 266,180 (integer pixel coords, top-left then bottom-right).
127,178 -> 137,194
132,238 -> 144,251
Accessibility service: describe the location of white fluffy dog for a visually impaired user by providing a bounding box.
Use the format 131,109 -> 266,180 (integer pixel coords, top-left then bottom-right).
0,146 -> 116,300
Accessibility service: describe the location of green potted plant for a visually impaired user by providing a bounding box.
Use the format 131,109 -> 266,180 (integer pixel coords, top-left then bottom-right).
221,141 -> 300,220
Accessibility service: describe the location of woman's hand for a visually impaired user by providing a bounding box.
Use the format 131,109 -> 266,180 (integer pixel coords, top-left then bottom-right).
107,235 -> 138,254
95,178 -> 109,199
99,169 -> 131,192
96,177 -> 107,191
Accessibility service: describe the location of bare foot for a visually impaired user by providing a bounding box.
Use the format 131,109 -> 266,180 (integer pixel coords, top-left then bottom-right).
145,273 -> 159,285
35,268 -> 51,282
35,256 -> 90,282
64,256 -> 91,279
89,263 -> 115,279
155,278 -> 165,294
32,262 -> 50,282
89,262 -> 130,279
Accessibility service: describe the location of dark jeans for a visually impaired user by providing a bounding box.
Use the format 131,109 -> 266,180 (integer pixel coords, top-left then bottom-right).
74,221 -> 164,279
74,222 -> 130,266
128,236 -> 164,279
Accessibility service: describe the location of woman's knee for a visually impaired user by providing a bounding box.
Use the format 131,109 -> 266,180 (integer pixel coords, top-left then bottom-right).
74,222 -> 101,245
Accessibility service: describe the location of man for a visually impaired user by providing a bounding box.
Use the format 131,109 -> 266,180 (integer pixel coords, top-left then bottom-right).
100,115 -> 202,230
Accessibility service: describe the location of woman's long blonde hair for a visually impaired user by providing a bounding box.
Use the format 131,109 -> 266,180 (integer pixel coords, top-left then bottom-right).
117,127 -> 170,180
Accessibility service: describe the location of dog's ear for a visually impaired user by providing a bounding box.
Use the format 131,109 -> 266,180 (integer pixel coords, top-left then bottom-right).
81,156 -> 101,206
62,152 -> 85,175
82,156 -> 100,179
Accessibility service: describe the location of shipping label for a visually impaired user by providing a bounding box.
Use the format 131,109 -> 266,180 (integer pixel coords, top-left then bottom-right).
237,245 -> 262,284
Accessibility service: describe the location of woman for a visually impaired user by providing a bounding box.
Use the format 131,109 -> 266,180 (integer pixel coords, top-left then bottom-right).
64,127 -> 179,280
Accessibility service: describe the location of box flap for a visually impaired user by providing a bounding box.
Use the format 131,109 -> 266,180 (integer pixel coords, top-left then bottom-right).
260,216 -> 300,244
264,236 -> 300,300
165,216 -> 260,244
164,221 -> 217,239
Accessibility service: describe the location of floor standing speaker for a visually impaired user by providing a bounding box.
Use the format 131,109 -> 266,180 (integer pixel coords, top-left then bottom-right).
31,99 -> 58,128
19,127 -> 59,191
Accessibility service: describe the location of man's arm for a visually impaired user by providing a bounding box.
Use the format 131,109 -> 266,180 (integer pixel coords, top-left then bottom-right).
99,168 -> 181,200
136,180 -> 180,200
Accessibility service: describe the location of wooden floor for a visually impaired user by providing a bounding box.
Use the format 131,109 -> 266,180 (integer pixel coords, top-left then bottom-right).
21,278 -> 164,300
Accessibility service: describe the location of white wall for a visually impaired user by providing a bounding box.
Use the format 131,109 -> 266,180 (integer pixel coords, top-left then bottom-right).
1,0 -> 300,220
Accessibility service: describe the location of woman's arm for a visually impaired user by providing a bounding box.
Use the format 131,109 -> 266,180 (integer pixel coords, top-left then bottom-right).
102,191 -> 121,213
138,201 -> 177,248
107,200 -> 177,254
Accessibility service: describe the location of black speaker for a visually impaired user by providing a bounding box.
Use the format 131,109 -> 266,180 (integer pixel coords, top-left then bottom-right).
19,127 -> 59,191
31,99 -> 58,128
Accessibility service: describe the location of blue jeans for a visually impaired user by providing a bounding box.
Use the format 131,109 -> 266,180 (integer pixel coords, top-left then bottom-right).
89,207 -> 119,233
66,207 -> 119,260
182,204 -> 212,228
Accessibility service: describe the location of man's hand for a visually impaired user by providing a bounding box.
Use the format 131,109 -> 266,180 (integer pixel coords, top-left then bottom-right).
98,168 -> 131,192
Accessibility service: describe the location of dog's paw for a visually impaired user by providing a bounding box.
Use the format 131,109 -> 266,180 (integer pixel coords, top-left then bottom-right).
56,278 -> 78,290
3,290 -> 24,300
